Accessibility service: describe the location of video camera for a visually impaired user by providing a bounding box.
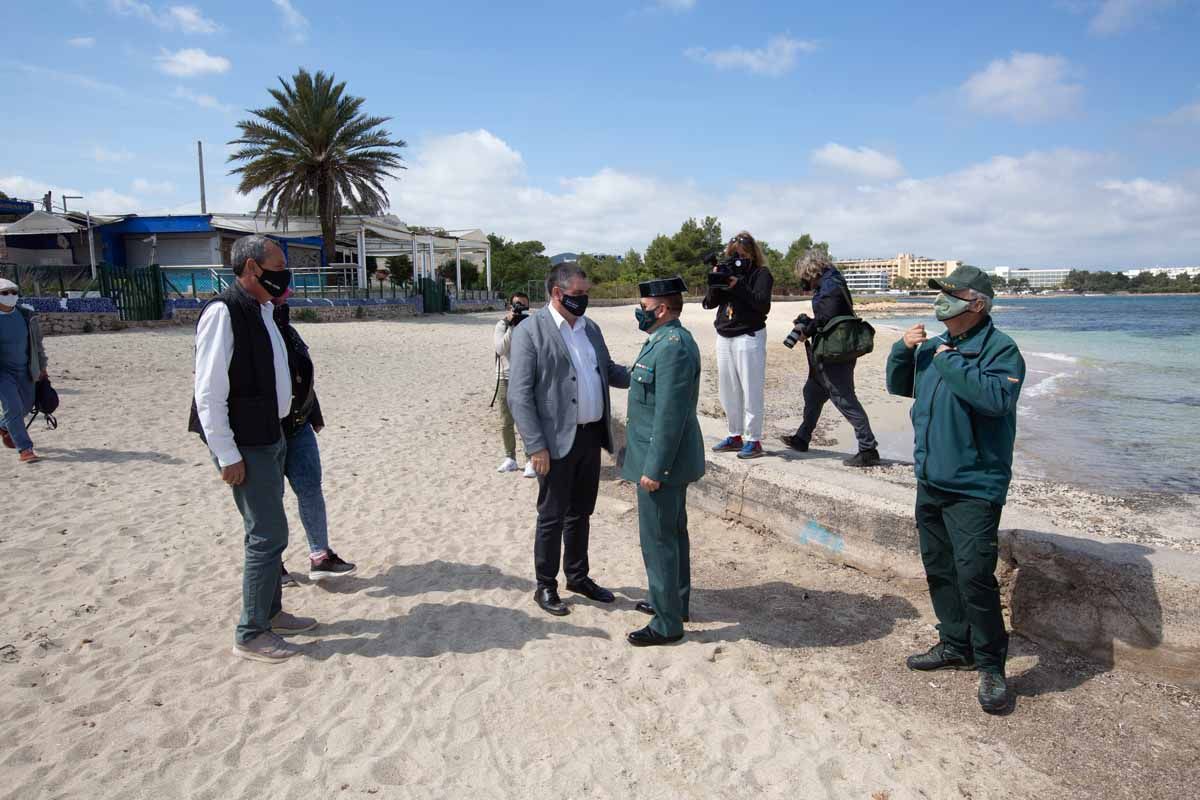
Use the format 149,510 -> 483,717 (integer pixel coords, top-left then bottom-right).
783,314 -> 812,349
703,249 -> 754,289
508,300 -> 529,326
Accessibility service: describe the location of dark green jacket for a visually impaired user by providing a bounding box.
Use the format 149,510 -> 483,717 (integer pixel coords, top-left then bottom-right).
885,318 -> 1025,505
621,319 -> 705,486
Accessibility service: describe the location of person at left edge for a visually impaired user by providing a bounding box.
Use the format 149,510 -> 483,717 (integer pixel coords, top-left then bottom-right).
623,276 -> 705,647
189,235 -> 317,664
0,278 -> 48,464
508,261 -> 631,616
272,296 -> 356,586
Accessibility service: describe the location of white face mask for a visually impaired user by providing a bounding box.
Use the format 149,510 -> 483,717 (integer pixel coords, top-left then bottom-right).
0,294 -> 18,309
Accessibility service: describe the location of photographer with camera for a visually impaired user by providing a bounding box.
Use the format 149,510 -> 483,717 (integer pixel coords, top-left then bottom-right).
780,248 -> 880,467
702,231 -> 773,459
494,292 -> 535,477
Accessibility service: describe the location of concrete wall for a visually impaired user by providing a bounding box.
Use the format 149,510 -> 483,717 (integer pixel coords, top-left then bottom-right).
608,411 -> 1200,688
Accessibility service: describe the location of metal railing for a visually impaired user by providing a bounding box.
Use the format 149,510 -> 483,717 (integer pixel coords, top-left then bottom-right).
0,263 -> 100,296
158,264 -> 420,301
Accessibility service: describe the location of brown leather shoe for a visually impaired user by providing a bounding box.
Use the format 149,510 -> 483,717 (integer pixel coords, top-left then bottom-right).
19,449 -> 40,464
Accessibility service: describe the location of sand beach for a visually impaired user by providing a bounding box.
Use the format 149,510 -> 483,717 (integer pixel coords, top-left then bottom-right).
1,302 -> 1196,799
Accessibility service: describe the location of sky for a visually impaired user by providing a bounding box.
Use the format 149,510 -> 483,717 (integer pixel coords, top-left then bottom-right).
2,0 -> 1199,268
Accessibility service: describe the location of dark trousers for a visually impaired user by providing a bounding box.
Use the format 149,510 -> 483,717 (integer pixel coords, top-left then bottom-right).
637,483 -> 691,637
794,345 -> 878,451
915,482 -> 1008,674
215,438 -> 289,644
535,422 -> 602,589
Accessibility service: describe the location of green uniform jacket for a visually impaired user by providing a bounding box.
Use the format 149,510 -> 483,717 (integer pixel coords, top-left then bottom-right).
621,319 -> 706,486
885,318 -> 1025,505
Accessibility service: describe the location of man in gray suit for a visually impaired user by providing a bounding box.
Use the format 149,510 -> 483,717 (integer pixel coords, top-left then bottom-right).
509,262 -> 630,616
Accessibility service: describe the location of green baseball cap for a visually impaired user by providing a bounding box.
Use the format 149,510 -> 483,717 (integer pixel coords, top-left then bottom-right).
929,264 -> 994,298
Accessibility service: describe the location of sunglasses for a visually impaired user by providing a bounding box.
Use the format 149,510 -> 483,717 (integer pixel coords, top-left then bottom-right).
0,290 -> 17,295
730,235 -> 753,246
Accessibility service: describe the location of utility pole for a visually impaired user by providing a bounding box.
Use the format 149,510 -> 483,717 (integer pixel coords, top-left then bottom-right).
197,141 -> 208,214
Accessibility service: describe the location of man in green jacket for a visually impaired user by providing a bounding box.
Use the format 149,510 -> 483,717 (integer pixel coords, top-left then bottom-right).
623,276 -> 705,647
885,265 -> 1025,714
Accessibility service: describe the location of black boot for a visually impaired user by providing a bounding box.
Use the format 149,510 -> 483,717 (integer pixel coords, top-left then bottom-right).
905,642 -> 976,671
978,672 -> 1012,714
780,433 -> 809,452
843,448 -> 880,467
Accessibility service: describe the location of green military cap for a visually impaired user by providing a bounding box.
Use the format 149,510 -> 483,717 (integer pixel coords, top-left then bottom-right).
639,275 -> 688,297
929,264 -> 995,298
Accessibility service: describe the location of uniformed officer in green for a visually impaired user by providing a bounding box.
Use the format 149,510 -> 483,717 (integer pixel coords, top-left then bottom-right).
885,265 -> 1025,714
622,276 -> 705,647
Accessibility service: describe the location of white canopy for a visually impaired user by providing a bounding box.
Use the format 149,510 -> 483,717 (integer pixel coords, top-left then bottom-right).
0,210 -> 82,237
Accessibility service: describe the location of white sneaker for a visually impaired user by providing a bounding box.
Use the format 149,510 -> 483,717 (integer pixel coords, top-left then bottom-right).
497,457 -> 519,473
523,462 -> 537,478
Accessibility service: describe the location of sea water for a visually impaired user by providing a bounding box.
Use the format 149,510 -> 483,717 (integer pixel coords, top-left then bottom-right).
866,294 -> 1200,495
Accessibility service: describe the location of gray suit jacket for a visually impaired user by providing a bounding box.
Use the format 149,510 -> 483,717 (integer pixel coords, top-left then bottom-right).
508,306 -> 630,460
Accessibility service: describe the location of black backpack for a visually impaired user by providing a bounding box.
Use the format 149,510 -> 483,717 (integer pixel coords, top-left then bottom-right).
27,378 -> 59,430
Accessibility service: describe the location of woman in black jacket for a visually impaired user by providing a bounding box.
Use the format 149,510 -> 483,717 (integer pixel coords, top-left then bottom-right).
702,231 -> 774,459
781,250 -> 880,467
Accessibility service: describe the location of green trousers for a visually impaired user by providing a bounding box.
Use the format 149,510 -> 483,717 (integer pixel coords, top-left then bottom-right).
498,377 -> 516,459
637,483 -> 691,637
915,482 -> 1008,674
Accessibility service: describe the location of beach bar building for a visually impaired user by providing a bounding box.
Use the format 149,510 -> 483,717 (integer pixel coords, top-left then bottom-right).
88,212 -> 494,295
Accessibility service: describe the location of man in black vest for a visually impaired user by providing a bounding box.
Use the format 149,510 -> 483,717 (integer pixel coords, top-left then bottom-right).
190,234 -> 316,663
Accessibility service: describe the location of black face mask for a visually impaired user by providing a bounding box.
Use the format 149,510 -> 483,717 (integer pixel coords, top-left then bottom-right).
559,292 -> 588,317
258,267 -> 292,298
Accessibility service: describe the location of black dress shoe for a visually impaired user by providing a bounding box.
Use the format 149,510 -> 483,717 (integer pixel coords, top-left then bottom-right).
635,601 -> 689,622
627,625 -> 684,647
535,587 -> 569,616
843,447 -> 881,467
565,577 -> 615,603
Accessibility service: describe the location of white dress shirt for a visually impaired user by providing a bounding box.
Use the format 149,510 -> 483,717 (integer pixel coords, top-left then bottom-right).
194,301 -> 291,467
548,303 -> 603,425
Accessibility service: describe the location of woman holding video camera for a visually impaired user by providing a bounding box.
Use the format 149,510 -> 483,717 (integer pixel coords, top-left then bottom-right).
781,248 -> 879,467
703,231 -> 773,459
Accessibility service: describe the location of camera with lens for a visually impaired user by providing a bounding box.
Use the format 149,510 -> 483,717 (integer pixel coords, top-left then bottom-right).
705,251 -> 753,289
508,301 -> 529,327
783,314 -> 812,349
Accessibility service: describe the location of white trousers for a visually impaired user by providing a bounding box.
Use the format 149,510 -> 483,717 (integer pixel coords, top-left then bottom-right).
715,329 -> 767,442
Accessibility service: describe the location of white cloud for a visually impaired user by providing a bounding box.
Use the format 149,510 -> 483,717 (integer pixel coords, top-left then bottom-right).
811,143 -> 905,180
108,0 -> 219,33
168,5 -> 220,33
132,178 -> 175,194
382,130 -> 1200,267
685,35 -> 817,77
271,0 -> 310,44
1161,100 -> 1200,124
961,52 -> 1082,122
68,36 -> 96,47
1089,0 -> 1176,34
655,0 -> 696,9
92,145 -> 135,163
173,85 -> 233,113
155,48 -> 231,77
0,175 -> 140,214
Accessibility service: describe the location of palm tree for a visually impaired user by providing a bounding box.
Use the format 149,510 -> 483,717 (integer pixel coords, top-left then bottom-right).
228,68 -> 406,265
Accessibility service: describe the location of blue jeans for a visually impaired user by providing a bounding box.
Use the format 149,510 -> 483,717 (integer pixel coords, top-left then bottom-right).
0,369 -> 34,452
284,424 -> 329,555
216,438 -> 289,644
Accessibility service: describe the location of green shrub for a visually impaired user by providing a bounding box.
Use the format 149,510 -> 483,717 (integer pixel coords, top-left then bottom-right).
81,321 -> 95,334
296,308 -> 320,323
354,305 -> 366,319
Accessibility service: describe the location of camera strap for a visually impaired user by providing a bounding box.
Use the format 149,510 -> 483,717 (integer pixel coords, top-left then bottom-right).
490,355 -> 501,407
